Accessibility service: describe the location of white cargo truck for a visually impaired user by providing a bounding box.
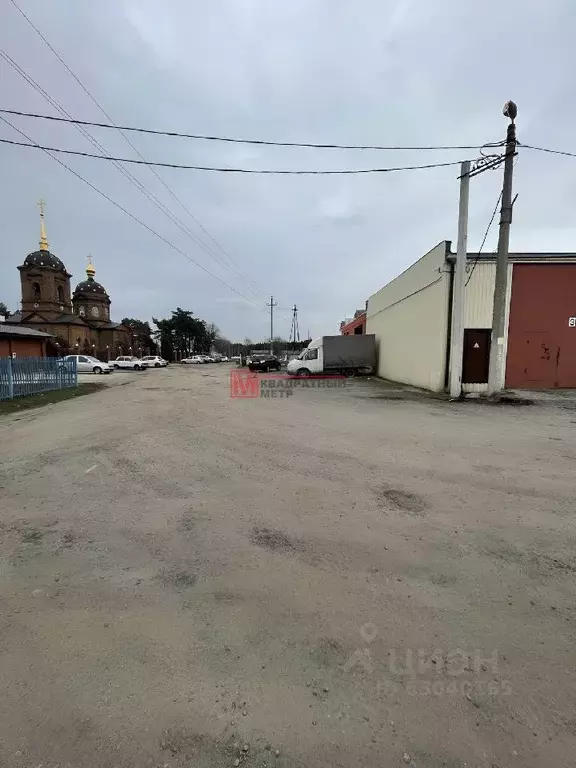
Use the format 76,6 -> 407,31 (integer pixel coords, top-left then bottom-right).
286,335 -> 376,377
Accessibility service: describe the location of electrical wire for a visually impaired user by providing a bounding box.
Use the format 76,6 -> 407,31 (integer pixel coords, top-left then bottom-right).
0,114 -> 259,306
464,189 -> 503,286
6,0 -> 261,295
0,108 -> 501,152
518,142 -> 576,159
0,47 -> 261,297
0,137 -> 468,174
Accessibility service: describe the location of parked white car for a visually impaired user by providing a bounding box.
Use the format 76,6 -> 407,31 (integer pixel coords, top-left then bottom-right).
181,355 -> 205,364
63,354 -> 112,374
110,356 -> 149,371
141,355 -> 168,368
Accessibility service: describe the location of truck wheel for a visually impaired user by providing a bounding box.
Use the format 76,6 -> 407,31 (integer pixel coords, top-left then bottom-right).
133,364 -> 140,370
113,364 -> 120,370
297,368 -> 310,378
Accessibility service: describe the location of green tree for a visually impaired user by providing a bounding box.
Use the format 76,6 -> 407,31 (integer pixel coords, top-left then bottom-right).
152,308 -> 212,360
0,301 -> 9,318
121,318 -> 156,355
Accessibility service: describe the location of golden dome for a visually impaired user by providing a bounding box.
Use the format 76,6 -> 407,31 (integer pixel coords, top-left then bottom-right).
86,254 -> 96,277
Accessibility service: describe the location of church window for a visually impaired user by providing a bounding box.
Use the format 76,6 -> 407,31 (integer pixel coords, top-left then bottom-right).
57,285 -> 64,303
79,306 -> 85,316
91,306 -> 99,318
32,282 -> 41,299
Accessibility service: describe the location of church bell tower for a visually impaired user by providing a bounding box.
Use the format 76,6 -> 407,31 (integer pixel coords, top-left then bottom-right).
18,200 -> 72,319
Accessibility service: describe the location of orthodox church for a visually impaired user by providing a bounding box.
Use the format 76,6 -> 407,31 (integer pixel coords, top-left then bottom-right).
9,202 -> 133,357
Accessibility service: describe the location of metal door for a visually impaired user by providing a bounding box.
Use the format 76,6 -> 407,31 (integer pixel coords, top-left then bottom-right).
462,329 -> 490,384
513,332 -> 560,387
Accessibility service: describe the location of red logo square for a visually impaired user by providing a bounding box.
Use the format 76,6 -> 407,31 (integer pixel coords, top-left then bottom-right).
230,370 -> 260,398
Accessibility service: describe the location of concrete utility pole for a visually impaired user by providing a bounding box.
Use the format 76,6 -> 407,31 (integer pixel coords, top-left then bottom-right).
266,295 -> 278,354
487,101 -> 517,397
449,160 -> 471,399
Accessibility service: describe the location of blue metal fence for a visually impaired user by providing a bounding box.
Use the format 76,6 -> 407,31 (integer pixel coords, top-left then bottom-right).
0,357 -> 77,401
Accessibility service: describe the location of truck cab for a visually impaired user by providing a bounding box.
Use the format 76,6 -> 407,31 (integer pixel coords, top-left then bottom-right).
286,338 -> 323,376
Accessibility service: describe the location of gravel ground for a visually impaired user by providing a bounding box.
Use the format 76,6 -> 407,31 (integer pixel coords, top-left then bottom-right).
0,365 -> 575,768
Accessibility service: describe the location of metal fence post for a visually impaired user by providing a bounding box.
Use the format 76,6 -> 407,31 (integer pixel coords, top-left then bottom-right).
7,358 -> 14,400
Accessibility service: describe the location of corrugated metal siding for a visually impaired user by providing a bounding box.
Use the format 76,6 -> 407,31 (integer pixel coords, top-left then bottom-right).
506,264 -> 576,388
462,262 -> 513,393
464,262 -> 495,327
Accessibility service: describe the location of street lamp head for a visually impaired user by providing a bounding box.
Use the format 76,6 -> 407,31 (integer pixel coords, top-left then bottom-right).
503,100 -> 517,122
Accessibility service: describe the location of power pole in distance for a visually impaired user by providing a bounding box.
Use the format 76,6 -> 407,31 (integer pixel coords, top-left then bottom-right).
487,100 -> 517,398
266,295 -> 278,354
289,304 -> 300,351
449,160 -> 471,399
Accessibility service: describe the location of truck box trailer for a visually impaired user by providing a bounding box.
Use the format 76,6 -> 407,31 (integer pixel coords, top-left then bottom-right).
286,335 -> 376,376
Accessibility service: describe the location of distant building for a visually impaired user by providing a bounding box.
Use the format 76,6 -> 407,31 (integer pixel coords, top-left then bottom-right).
366,240 -> 576,392
0,323 -> 52,358
340,309 -> 366,335
8,202 -> 132,358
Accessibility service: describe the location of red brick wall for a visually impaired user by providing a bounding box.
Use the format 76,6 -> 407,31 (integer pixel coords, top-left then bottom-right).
340,313 -> 366,335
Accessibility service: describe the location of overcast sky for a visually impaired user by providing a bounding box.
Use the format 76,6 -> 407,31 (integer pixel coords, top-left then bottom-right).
1,0 -> 574,341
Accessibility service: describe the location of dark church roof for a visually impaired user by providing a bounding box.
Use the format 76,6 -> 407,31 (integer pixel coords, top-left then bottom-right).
50,313 -> 89,325
22,248 -> 68,273
73,276 -> 109,297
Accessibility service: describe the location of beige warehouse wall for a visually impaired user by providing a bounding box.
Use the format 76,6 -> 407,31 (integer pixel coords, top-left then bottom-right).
366,242 -> 451,391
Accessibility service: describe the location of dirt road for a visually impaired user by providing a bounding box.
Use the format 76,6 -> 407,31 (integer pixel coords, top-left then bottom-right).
1,366 -> 575,767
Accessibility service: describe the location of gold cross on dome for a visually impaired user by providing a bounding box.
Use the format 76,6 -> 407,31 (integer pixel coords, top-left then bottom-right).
37,198 -> 49,250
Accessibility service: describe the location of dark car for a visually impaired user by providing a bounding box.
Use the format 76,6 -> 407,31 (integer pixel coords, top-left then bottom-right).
248,354 -> 281,373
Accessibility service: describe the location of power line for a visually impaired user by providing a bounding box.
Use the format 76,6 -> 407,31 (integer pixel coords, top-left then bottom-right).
0,114 -> 259,306
0,47 -> 261,297
0,137 -> 468,174
464,189 -> 503,287
0,108 -> 500,152
518,142 -> 576,159
6,0 -> 261,295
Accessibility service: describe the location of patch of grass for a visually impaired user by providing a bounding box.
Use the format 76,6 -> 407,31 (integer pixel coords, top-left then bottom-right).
0,383 -> 106,417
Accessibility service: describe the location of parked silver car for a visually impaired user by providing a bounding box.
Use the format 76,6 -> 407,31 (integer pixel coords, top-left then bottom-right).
63,354 -> 112,374
141,355 -> 168,368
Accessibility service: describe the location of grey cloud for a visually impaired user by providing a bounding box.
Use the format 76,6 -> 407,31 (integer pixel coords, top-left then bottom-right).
2,0 -> 575,341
